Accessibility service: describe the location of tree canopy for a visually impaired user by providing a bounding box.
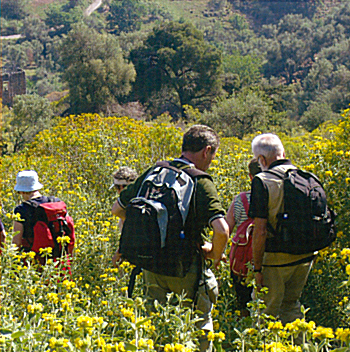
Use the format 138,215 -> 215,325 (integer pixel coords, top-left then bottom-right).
200,90 -> 274,138
2,94 -> 54,153
60,24 -> 136,114
107,0 -> 147,34
130,21 -> 223,119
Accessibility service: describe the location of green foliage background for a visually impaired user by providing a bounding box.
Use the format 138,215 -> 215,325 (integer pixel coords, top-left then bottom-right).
2,0 -> 350,138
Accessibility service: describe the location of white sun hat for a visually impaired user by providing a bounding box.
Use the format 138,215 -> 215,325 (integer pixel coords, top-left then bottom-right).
14,170 -> 43,192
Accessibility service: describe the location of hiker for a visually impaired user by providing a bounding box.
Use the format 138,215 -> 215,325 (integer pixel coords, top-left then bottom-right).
12,170 -> 75,267
111,166 -> 138,264
226,158 -> 261,317
109,166 -> 138,195
249,133 -> 316,324
112,125 -> 229,352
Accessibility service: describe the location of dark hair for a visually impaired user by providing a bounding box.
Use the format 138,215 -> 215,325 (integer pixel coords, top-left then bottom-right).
182,125 -> 219,154
248,158 -> 261,177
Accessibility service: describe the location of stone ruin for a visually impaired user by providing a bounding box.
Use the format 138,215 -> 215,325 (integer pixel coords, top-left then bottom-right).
0,69 -> 26,106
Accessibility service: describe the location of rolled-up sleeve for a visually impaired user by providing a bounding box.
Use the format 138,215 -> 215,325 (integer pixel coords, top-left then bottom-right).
195,177 -> 225,227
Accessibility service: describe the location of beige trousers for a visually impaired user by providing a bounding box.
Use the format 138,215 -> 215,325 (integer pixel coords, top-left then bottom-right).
143,263 -> 218,352
261,261 -> 313,324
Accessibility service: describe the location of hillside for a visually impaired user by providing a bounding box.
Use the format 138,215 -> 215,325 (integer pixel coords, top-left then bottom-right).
1,0 -> 350,153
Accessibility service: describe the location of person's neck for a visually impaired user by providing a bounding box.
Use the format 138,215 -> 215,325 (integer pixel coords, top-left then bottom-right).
23,191 -> 41,201
263,155 -> 284,170
180,155 -> 194,164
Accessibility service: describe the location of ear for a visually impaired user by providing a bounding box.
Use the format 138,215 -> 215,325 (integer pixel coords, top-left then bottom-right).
203,145 -> 212,157
258,155 -> 268,169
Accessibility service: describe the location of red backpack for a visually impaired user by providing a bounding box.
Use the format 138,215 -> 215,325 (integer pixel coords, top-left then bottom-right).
24,198 -> 75,268
229,192 -> 254,277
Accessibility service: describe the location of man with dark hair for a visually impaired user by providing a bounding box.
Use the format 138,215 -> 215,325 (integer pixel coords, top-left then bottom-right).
112,125 -> 229,352
249,133 -> 315,324
182,125 -> 220,154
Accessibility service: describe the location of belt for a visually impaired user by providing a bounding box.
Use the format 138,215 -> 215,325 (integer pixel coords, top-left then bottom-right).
263,254 -> 316,268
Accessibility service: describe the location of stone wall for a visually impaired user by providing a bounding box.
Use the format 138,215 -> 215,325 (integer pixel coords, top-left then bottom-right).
0,69 -> 26,106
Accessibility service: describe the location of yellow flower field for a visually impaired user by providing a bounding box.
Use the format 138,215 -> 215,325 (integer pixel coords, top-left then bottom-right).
1,110 -> 350,351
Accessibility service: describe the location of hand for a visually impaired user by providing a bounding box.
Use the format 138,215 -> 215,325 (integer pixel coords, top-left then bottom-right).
201,241 -> 212,254
201,242 -> 226,269
255,272 -> 263,292
112,249 -> 122,268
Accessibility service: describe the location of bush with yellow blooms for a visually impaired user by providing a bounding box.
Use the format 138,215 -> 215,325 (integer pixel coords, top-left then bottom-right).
1,109 -> 350,351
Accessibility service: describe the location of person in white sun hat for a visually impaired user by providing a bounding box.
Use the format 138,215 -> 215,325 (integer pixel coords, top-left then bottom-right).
12,170 -> 59,251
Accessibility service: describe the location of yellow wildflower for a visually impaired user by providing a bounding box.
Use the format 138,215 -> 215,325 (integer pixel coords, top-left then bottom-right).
313,326 -> 334,340
336,328 -> 350,343
39,247 -> 52,257
56,236 -> 71,245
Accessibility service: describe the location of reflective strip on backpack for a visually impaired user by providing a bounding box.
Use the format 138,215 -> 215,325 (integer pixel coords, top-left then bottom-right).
138,166 -> 195,225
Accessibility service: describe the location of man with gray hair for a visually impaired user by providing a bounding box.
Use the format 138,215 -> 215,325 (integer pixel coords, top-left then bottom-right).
249,133 -> 315,324
109,167 -> 138,194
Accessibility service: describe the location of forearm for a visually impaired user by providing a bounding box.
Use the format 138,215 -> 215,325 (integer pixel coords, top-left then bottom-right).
111,199 -> 126,221
12,221 -> 24,249
253,234 -> 266,270
0,230 -> 6,246
226,201 -> 236,235
12,233 -> 23,248
207,217 -> 229,266
252,218 -> 268,270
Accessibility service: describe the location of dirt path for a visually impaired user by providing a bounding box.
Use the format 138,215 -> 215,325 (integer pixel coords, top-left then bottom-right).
84,0 -> 103,16
0,34 -> 23,40
1,0 -> 102,40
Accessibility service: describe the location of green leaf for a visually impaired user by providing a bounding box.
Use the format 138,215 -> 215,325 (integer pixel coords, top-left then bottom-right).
185,310 -> 191,325
135,317 -> 153,328
169,314 -> 183,325
124,342 -> 137,351
0,329 -> 12,335
11,331 -> 25,339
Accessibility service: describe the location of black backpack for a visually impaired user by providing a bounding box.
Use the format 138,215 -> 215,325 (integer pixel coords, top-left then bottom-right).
119,161 -> 209,278
265,168 -> 336,254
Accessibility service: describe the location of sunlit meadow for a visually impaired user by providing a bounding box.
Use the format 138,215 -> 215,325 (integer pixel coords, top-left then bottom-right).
1,110 -> 350,351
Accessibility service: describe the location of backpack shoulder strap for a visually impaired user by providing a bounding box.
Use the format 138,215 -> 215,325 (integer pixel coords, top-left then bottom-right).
156,160 -> 172,169
264,169 -> 284,179
24,199 -> 40,208
24,196 -> 57,208
183,167 -> 211,180
156,160 -> 212,180
47,196 -> 58,203
239,192 -> 250,217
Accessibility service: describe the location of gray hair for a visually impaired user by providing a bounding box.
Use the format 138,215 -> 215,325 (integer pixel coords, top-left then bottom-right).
251,133 -> 284,160
112,167 -> 138,184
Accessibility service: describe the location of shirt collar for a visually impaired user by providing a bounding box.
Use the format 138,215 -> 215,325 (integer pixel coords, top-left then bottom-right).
269,159 -> 293,169
173,157 -> 195,168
